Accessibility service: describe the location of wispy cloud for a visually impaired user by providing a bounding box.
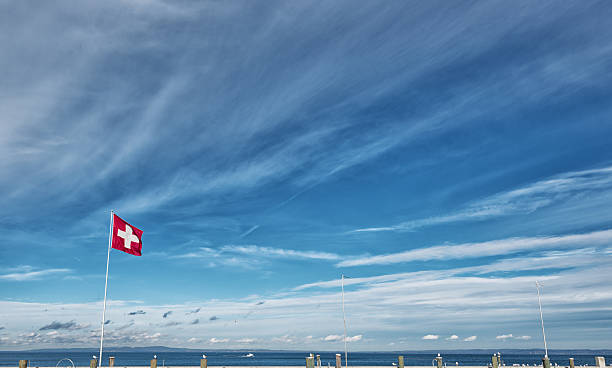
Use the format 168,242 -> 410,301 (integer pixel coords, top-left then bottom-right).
353,166 -> 612,233
446,335 -> 459,341
221,245 -> 340,261
464,336 -> 477,342
172,244 -> 340,270
422,334 -> 439,340
338,229 -> 612,267
0,266 -> 71,281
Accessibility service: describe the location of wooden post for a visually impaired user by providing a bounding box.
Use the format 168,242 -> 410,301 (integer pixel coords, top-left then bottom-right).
568,358 -> 574,368
151,359 -> 157,368
306,356 -> 315,368
492,355 -> 499,368
436,357 -> 443,368
201,356 -> 208,368
90,359 -> 97,368
543,357 -> 551,368
109,357 -> 115,367
595,357 -> 606,368
316,355 -> 321,368
398,356 -> 404,368
336,354 -> 342,368
19,360 -> 28,368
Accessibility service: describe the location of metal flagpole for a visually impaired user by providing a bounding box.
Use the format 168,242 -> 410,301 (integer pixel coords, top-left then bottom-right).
535,281 -> 548,358
341,274 -> 348,368
99,211 -> 114,367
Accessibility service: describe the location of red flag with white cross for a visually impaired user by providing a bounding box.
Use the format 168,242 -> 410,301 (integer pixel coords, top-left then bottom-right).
111,213 -> 143,256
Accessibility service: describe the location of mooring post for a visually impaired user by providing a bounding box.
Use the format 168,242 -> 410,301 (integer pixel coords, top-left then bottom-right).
109,357 -> 115,367
492,355 -> 499,368
398,355 -> 404,368
90,359 -> 97,368
595,357 -> 606,368
201,355 -> 208,368
306,356 -> 315,368
336,354 -> 342,368
18,360 -> 28,368
543,357 -> 551,368
317,355 -> 321,368
151,358 -> 158,368
568,358 -> 574,368
436,356 -> 443,368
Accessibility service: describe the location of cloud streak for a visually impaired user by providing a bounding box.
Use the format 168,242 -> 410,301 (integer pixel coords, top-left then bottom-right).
0,266 -> 71,281
338,229 -> 612,267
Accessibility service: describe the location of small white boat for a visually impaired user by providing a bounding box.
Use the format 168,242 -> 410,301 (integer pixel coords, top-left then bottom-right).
243,353 -> 255,358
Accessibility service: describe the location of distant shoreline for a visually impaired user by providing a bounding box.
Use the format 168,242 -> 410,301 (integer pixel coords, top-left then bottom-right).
3,349 -> 612,354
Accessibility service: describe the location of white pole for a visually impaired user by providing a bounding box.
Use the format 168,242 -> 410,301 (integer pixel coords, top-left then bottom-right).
99,211 -> 114,367
341,274 -> 348,368
536,281 -> 548,358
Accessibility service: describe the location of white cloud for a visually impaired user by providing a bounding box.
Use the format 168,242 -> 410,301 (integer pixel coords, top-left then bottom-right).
209,337 -> 229,343
346,335 -> 362,342
187,337 -> 200,343
464,336 -> 477,342
324,334 -> 362,342
338,229 -> 612,267
515,335 -> 532,340
422,334 -> 439,340
324,334 -> 343,342
446,335 -> 459,340
496,334 -> 513,340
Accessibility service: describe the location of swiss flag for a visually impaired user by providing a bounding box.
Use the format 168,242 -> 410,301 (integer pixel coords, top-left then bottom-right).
111,213 -> 143,256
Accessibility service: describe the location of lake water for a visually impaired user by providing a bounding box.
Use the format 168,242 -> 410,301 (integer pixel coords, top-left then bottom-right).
1,351 -> 609,367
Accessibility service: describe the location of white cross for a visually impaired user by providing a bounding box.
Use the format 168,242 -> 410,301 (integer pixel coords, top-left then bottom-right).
117,224 -> 139,249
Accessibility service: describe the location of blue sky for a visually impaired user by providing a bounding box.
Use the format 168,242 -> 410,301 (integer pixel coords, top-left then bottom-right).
1,0 -> 612,351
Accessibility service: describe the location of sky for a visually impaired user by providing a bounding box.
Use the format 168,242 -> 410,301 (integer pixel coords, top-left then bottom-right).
1,0 -> 612,352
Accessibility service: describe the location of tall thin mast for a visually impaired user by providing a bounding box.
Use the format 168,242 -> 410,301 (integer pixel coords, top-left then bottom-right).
99,211 -> 114,367
536,281 -> 548,358
341,274 -> 348,368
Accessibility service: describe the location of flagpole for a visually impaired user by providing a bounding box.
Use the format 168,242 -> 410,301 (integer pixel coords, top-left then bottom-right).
536,281 -> 548,358
341,274 -> 348,368
99,210 -> 114,367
